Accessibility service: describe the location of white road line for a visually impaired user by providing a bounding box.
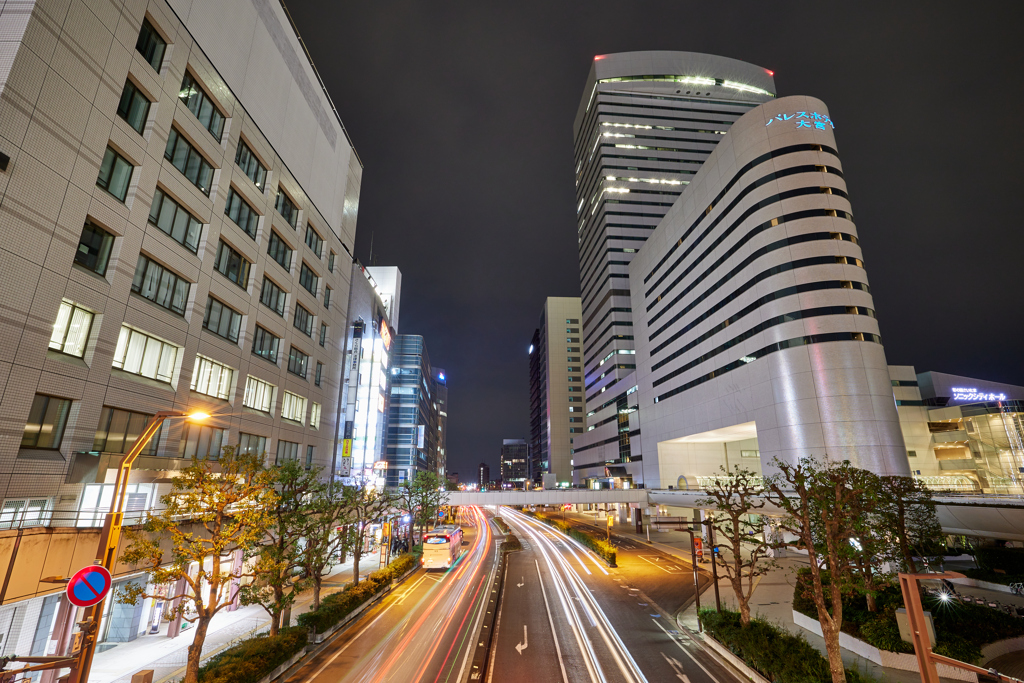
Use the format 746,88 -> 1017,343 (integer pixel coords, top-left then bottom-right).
637,555 -> 681,574
536,559 -> 570,683
651,619 -> 723,683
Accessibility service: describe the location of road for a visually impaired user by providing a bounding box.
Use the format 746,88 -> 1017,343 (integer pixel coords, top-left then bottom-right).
489,507 -> 737,683
285,505 -> 498,683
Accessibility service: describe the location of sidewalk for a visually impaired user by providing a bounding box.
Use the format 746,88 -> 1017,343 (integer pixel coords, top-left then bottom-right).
91,550 -> 388,683
559,509 -> 1004,683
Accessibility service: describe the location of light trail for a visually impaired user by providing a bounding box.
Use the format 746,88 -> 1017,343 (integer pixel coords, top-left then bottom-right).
503,507 -> 649,683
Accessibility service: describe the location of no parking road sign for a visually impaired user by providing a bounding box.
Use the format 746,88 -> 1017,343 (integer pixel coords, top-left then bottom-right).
66,565 -> 112,608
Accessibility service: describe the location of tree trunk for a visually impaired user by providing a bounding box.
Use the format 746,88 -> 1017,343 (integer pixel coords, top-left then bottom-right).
353,544 -> 361,585
738,598 -> 751,627
866,591 -> 877,613
819,618 -> 847,683
183,616 -> 211,683
269,611 -> 280,637
282,602 -> 291,628
312,574 -> 323,610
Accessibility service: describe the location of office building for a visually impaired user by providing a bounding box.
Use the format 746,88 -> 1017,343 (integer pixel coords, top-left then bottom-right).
0,0 -> 360,654
528,297 -> 584,484
385,335 -> 446,485
575,89 -> 912,487
571,52 -> 777,476
478,462 -> 490,490
338,265 -> 401,486
500,439 -> 529,489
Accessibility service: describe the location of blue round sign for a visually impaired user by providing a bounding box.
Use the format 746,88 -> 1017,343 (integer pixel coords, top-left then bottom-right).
66,565 -> 112,607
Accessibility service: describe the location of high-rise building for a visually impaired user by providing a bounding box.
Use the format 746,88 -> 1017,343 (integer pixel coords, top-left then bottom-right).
571,51 -> 776,485
339,265 -> 401,486
0,0 -> 359,652
385,335 -> 446,485
500,439 -> 529,489
528,297 -> 584,485
478,462 -> 490,490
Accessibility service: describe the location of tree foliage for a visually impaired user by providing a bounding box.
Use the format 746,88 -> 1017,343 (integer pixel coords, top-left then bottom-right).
118,450 -> 278,683
343,485 -> 396,584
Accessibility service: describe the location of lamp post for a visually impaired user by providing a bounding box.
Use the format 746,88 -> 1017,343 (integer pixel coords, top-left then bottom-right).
70,410 -> 208,683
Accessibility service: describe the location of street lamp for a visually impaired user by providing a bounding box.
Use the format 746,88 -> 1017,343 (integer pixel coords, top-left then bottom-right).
70,410 -> 209,683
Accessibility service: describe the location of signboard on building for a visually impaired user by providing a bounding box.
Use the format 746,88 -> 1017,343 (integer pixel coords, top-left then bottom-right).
373,460 -> 388,471
380,318 -> 392,350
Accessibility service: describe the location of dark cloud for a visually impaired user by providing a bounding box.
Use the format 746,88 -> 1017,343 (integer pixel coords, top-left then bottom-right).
286,1 -> 1024,476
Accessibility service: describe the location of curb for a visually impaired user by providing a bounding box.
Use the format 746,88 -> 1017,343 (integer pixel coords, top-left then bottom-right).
469,542 -> 506,681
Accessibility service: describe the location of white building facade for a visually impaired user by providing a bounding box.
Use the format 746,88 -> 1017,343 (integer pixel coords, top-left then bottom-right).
0,0 -> 360,655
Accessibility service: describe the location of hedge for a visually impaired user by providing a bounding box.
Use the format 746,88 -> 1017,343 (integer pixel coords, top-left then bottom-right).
197,626 -> 307,683
700,608 -> 873,683
525,510 -> 616,566
501,535 -> 522,553
975,547 -> 1024,575
792,568 -> 1024,664
297,553 -> 417,634
963,568 -> 1024,586
492,517 -> 512,534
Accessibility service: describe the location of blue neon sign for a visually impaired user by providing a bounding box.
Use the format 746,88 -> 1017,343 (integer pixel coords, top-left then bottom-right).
766,111 -> 835,130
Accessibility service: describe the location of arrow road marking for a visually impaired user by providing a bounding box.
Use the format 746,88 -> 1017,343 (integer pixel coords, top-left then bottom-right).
661,651 -> 690,682
517,577 -> 524,588
515,624 -> 528,654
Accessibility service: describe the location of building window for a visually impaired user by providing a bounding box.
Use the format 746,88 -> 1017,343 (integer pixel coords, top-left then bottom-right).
304,224 -> 323,258
238,432 -> 267,457
0,499 -> 50,529
164,128 -> 214,196
323,286 -> 332,310
275,188 -> 298,228
243,375 -> 275,412
21,395 -> 71,450
276,440 -> 299,464
299,263 -> 318,296
259,278 -> 286,316
567,318 -> 579,324
310,402 -> 321,430
214,240 -> 250,289
293,304 -> 313,337
319,323 -> 327,347
180,424 -> 226,460
224,188 -> 258,239
179,71 -> 225,141
112,326 -> 177,383
267,230 -> 293,271
135,18 -> 166,72
97,146 -> 134,202
149,187 -> 202,252
131,254 -> 190,316
281,391 -> 306,423
287,346 -> 308,379
251,326 -> 280,364
305,445 -> 314,469
314,361 -> 323,387
74,221 -> 114,276
203,298 -> 242,343
49,301 -> 93,358
235,140 -> 267,191
117,80 -> 150,134
93,407 -> 163,455
190,356 -> 233,400
328,251 -> 336,273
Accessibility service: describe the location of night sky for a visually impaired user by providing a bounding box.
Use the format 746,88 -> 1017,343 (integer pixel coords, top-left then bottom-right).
285,2 -> 1024,478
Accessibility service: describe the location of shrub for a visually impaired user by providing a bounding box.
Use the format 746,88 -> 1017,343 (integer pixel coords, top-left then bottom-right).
493,517 -> 511,534
501,535 -> 522,553
198,626 -> 307,683
976,547 -> 1024,574
859,615 -> 912,654
963,568 -> 1024,586
933,633 -> 982,665
297,553 -> 415,633
700,608 -> 872,683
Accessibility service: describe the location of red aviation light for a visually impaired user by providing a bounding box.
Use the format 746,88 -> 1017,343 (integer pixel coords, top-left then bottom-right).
766,69 -> 775,76
594,55 -> 606,60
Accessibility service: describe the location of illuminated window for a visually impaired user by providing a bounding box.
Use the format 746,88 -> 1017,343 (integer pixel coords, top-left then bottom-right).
281,391 -> 306,423
243,375 -> 274,412
112,326 -> 177,383
190,356 -> 233,400
310,402 -> 321,430
49,301 -> 93,358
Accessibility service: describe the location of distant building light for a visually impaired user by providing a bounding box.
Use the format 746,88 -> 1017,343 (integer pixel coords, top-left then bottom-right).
528,344 -> 534,354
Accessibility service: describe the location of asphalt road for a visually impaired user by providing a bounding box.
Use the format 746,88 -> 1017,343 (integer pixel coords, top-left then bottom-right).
489,507 -> 738,683
285,505 -> 498,683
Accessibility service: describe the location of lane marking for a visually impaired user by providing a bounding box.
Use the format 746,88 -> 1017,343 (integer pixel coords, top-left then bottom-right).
651,619 -> 723,683
536,559 -> 570,683
515,624 -> 528,654
638,555 -> 684,574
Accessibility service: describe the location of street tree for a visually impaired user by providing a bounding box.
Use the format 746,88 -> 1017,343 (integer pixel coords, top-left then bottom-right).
396,471 -> 450,545
697,465 -> 777,627
300,483 -> 354,609
118,450 -> 278,683
238,458 -> 320,634
874,475 -> 943,573
764,456 -> 875,683
344,485 -> 395,584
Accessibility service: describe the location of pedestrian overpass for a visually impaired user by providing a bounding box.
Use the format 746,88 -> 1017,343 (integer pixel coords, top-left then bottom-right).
448,489 -> 1024,541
